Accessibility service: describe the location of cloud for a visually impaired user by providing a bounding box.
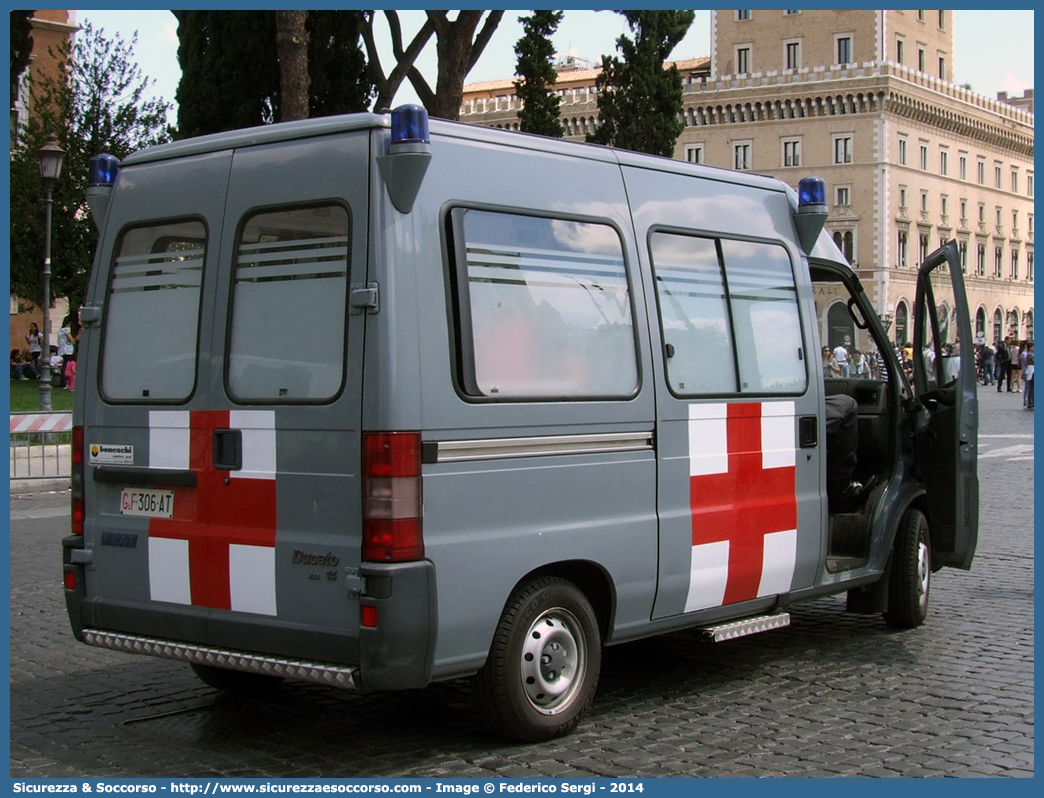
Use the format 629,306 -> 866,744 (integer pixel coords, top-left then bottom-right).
1001,74 -> 1029,94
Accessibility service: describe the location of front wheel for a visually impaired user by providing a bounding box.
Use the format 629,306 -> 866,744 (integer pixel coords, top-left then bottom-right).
474,576 -> 601,742
883,508 -> 931,629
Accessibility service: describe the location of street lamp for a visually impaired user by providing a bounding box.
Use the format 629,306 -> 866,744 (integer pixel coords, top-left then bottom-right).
37,134 -> 66,412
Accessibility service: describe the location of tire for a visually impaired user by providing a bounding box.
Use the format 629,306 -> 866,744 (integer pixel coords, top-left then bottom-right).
883,508 -> 931,629
190,663 -> 284,695
474,576 -> 601,742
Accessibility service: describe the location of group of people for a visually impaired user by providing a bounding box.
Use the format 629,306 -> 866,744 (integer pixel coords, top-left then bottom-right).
975,336 -> 1034,409
10,316 -> 79,390
821,343 -> 884,380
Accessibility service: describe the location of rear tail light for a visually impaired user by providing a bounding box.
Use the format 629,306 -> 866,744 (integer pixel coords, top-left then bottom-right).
362,432 -> 423,562
71,425 -> 85,535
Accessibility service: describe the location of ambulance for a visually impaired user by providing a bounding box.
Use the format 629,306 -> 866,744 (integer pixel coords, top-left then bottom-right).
63,106 -> 978,742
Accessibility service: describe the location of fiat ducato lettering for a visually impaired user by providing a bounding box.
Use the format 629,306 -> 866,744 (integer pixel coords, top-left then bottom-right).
64,106 -> 978,742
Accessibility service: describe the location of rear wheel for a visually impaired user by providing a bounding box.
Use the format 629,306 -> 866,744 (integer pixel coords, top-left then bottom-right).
474,576 -> 601,742
190,663 -> 284,695
883,508 -> 931,628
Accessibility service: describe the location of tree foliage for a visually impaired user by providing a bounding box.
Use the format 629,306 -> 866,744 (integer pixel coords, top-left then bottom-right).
174,10 -> 372,137
9,23 -> 173,308
514,10 -> 564,137
587,10 -> 693,157
10,10 -> 34,101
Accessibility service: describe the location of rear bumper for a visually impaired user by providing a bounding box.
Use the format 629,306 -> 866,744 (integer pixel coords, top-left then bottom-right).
64,531 -> 437,691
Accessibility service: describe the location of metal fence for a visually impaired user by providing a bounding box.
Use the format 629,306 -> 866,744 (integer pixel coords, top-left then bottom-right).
10,412 -> 72,480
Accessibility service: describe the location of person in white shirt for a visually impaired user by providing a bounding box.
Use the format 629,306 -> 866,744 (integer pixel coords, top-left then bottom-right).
832,344 -> 850,377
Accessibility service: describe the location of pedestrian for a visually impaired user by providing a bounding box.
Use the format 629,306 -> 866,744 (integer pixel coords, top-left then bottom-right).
822,346 -> 841,378
832,343 -> 850,377
982,342 -> 995,385
56,315 -> 79,390
995,339 -> 1011,392
1021,341 -> 1033,410
1010,340 -> 1022,392
25,322 -> 43,368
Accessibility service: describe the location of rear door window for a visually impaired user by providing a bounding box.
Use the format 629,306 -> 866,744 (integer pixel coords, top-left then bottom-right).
101,219 -> 206,401
450,208 -> 638,400
227,203 -> 350,402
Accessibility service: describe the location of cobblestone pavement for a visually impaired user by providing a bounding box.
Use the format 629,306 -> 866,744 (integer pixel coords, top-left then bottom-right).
9,389 -> 1033,778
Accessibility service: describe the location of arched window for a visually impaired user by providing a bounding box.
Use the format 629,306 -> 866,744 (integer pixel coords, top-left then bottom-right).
895,301 -> 909,345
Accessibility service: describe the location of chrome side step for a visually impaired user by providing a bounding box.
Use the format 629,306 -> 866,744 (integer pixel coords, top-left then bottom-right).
82,629 -> 358,688
700,612 -> 791,642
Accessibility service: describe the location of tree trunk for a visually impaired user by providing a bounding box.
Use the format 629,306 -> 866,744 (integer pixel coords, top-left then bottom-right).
276,10 -> 310,121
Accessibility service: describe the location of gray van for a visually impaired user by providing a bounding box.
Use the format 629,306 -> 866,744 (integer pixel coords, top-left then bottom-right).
64,106 -> 977,741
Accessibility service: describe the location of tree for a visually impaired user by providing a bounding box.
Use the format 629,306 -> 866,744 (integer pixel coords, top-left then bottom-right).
587,10 -> 693,157
10,10 -> 34,102
514,10 -> 564,137
362,10 -> 503,120
276,10 -> 310,122
174,10 -> 372,137
9,23 -> 173,308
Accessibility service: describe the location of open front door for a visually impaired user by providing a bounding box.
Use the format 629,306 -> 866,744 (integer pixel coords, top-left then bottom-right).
912,241 -> 978,569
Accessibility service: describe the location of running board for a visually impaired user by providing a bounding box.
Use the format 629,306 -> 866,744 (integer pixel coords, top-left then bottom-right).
700,612 -> 790,642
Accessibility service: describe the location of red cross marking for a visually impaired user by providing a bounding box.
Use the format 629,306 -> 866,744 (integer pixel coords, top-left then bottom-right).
690,402 -> 797,605
149,410 -> 277,611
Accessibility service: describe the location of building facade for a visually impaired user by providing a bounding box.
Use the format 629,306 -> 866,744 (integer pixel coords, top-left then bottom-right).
460,9 -> 1033,347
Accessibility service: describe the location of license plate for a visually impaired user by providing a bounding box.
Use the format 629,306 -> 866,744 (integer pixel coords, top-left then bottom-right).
120,488 -> 175,519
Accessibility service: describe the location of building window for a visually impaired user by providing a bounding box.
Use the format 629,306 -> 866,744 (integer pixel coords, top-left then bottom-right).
995,247 -> 1003,279
919,143 -> 929,171
896,38 -> 904,64
785,10 -> 800,15
938,10 -> 945,28
939,150 -> 948,175
898,137 -> 907,165
785,40 -> 800,70
897,230 -> 908,267
1011,250 -> 1019,281
737,11 -> 751,21
782,139 -> 801,167
938,56 -> 945,79
1011,169 -> 1019,193
917,10 -> 925,22
734,142 -> 752,170
941,196 -> 948,219
1028,252 -> 1034,282
919,234 -> 930,263
836,185 -> 850,206
920,192 -> 928,214
685,144 -> 704,164
976,244 -> 986,277
736,46 -> 751,74
836,36 -> 852,65
960,199 -> 968,225
918,48 -> 925,72
959,154 -> 967,181
977,159 -> 986,185
1028,172 -> 1034,197
995,164 -> 1003,189
899,187 -> 907,211
959,240 -> 968,272
833,135 -> 852,164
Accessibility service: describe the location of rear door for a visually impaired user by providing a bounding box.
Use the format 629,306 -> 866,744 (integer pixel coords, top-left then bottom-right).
912,240 -> 978,569
84,132 -> 371,662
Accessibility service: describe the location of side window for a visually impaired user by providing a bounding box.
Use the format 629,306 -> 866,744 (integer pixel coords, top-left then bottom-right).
450,208 -> 638,400
650,234 -> 736,394
651,233 -> 806,396
101,219 -> 206,401
227,204 -> 349,401
721,239 -> 806,393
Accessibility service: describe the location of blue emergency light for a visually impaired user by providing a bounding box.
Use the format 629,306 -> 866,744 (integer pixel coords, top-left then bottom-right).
391,105 -> 430,146
88,153 -> 120,187
797,176 -> 827,211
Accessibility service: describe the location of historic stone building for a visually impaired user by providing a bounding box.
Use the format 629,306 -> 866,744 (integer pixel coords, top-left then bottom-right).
460,10 -> 1034,346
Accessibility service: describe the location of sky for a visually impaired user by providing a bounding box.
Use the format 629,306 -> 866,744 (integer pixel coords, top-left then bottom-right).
73,8 -> 1035,125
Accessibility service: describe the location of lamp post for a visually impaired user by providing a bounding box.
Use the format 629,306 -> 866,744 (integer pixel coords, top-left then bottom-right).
37,134 -> 66,412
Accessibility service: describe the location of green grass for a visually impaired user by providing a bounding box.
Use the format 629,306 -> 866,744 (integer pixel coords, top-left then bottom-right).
8,378 -> 74,414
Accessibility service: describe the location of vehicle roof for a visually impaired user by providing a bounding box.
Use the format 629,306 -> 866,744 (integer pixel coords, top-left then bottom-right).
119,110 -> 788,197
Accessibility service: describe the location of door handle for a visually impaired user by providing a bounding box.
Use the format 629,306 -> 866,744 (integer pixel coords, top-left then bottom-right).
213,429 -> 242,471
799,415 -> 818,448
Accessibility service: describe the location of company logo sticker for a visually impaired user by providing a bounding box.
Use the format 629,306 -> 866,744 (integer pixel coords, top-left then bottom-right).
89,443 -> 134,465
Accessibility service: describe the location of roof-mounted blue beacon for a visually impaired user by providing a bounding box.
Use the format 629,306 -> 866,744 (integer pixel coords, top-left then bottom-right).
794,176 -> 828,255
379,105 -> 432,214
86,153 -> 120,231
